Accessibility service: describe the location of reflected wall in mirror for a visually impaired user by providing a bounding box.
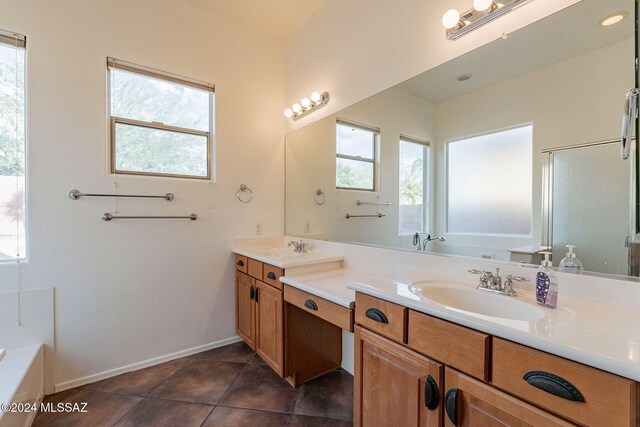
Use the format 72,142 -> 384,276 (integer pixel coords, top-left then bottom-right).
285,0 -> 636,277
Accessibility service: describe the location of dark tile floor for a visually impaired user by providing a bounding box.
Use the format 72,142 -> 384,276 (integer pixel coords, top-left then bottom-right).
33,341 -> 353,427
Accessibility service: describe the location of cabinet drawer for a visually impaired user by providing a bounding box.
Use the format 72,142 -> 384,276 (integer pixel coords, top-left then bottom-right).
263,264 -> 284,290
492,338 -> 637,427
285,285 -> 353,331
355,293 -> 406,343
235,255 -> 248,273
248,258 -> 263,280
408,310 -> 490,381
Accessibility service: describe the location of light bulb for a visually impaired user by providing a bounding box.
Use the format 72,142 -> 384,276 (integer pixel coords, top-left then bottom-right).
292,103 -> 302,114
301,97 -> 311,109
310,91 -> 322,103
442,9 -> 461,30
473,0 -> 494,11
284,108 -> 293,118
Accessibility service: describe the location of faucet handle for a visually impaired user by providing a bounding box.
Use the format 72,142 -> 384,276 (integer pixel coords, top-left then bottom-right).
506,275 -> 528,282
468,269 -> 484,274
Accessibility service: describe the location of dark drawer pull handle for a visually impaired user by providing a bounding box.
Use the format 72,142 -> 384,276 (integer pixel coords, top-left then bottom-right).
424,375 -> 439,410
237,259 -> 245,267
365,308 -> 388,324
304,299 -> 318,310
255,287 -> 259,303
445,388 -> 457,426
523,371 -> 585,402
249,285 -> 255,301
267,271 -> 277,280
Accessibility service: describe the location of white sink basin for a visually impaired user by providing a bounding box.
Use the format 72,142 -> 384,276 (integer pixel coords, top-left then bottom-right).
253,247 -> 302,258
409,283 -> 546,321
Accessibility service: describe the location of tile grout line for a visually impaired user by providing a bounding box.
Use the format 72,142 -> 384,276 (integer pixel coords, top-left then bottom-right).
109,395 -> 149,427
215,354 -> 256,405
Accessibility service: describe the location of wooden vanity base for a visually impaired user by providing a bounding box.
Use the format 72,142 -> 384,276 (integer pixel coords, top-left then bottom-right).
284,303 -> 342,387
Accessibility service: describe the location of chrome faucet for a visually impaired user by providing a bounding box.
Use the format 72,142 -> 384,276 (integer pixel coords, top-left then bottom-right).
418,234 -> 446,251
288,240 -> 308,253
468,268 -> 527,297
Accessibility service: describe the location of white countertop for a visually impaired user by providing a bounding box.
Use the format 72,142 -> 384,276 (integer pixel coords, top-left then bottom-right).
280,268 -> 372,308
348,272 -> 640,381
233,246 -> 343,269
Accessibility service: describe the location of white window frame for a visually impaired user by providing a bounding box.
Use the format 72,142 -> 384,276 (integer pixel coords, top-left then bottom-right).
443,123 -> 533,237
0,29 -> 27,264
398,135 -> 430,236
335,119 -> 380,192
107,58 -> 215,180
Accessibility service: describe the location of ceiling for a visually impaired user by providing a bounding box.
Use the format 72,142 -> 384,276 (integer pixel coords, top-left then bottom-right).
398,0 -> 633,103
183,0 -> 326,43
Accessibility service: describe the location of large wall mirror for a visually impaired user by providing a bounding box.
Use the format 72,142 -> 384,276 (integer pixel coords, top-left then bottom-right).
285,0 -> 636,277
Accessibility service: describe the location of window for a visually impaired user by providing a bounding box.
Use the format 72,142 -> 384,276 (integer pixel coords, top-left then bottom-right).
399,137 -> 429,235
336,120 -> 379,191
0,31 -> 26,262
446,124 -> 532,235
108,58 -> 215,179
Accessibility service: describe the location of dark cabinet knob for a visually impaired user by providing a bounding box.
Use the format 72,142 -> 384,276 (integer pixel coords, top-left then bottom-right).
445,388 -> 458,426
237,260 -> 245,267
523,371 -> 585,402
249,285 -> 255,301
254,287 -> 259,303
304,299 -> 318,310
267,272 -> 277,280
365,308 -> 388,324
424,375 -> 439,410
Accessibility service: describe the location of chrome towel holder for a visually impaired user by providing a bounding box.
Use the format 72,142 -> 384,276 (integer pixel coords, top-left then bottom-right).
103,213 -> 197,221
314,189 -> 326,205
236,184 -> 253,203
69,189 -> 174,201
346,213 -> 385,219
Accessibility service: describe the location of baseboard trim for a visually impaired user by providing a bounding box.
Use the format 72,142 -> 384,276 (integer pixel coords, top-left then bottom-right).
341,360 -> 354,375
54,336 -> 243,393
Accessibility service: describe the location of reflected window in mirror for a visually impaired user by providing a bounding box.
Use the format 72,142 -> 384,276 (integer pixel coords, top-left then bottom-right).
336,120 -> 379,191
399,137 -> 430,235
446,124 -> 532,236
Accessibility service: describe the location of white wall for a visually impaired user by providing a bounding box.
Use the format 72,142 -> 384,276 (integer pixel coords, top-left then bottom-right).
284,0 -> 581,132
286,87 -> 434,247
0,0 -> 285,390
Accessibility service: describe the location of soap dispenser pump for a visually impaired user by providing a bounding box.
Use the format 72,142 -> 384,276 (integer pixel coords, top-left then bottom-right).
559,245 -> 584,273
536,251 -> 558,308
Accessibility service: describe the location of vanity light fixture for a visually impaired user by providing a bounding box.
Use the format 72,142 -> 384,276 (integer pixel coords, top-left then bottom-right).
284,91 -> 330,121
442,0 -> 531,40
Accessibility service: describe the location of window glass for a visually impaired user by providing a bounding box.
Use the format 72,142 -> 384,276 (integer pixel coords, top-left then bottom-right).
109,62 -> 214,179
399,139 -> 428,235
111,69 -> 210,132
0,41 -> 26,261
447,125 -> 532,235
336,121 -> 377,190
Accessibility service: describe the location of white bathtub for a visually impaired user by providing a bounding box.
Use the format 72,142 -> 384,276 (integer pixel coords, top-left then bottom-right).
0,343 -> 44,427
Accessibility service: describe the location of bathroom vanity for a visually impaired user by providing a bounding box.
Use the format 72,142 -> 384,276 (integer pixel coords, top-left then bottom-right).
233,237 -> 640,427
353,293 -> 637,426
233,245 -> 351,386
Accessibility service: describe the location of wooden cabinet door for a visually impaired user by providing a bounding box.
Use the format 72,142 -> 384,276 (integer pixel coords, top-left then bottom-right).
443,368 -> 574,427
236,272 -> 255,350
355,326 -> 443,427
255,280 -> 284,376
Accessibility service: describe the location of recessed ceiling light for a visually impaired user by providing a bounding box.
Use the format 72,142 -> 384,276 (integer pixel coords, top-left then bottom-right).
599,11 -> 628,27
456,73 -> 473,82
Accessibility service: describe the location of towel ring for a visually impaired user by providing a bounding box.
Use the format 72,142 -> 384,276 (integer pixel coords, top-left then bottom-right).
314,189 -> 326,205
236,184 -> 253,203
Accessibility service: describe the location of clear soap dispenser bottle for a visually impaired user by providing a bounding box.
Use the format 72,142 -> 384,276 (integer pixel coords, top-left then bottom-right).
559,245 -> 584,273
536,251 -> 558,308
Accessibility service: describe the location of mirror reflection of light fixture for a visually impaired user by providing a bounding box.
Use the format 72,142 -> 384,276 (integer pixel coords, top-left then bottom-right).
442,0 -> 532,40
284,91 -> 330,121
